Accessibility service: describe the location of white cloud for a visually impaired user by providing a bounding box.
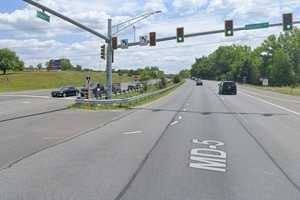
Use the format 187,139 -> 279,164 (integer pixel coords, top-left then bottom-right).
172,0 -> 208,11
144,0 -> 168,12
0,0 -> 299,73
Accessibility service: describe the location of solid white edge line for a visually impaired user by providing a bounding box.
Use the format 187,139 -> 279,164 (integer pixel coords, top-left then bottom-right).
239,88 -> 300,104
122,131 -> 143,135
239,91 -> 300,117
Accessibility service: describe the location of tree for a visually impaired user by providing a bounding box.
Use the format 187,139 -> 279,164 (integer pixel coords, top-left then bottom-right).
173,75 -> 181,84
37,63 -> 43,70
0,48 -> 24,75
270,49 -> 293,86
159,76 -> 167,89
75,64 -> 82,71
60,59 -> 74,70
179,69 -> 191,78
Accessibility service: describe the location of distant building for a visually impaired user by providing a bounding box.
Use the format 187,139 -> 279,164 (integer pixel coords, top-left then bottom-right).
47,59 -> 63,71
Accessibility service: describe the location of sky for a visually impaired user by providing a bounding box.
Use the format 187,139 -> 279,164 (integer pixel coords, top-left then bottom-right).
0,0 -> 300,73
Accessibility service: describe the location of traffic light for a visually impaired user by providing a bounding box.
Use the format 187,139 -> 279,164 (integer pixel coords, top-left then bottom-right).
112,37 -> 118,50
283,13 -> 293,31
177,27 -> 184,43
149,32 -> 156,46
101,45 -> 105,60
225,20 -> 233,37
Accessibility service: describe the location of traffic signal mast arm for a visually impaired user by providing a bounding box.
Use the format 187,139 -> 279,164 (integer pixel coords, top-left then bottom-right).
122,20 -> 300,48
23,0 -> 108,42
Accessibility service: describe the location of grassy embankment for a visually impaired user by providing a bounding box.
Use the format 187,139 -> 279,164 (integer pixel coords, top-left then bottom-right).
241,84 -> 300,96
0,71 -> 133,92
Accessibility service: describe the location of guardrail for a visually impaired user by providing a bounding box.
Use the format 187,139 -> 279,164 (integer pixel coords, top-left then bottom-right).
75,82 -> 182,105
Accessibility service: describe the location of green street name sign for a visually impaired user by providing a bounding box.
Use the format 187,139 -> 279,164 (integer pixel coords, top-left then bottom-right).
245,22 -> 269,30
36,10 -> 50,22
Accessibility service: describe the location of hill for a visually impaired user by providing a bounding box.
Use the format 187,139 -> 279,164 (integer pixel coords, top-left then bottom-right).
0,71 -> 133,92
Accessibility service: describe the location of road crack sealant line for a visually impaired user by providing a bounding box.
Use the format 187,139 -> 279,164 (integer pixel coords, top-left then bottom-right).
0,107 -> 69,124
0,82 -> 186,172
114,83 -> 194,200
208,86 -> 300,193
0,109 -> 139,172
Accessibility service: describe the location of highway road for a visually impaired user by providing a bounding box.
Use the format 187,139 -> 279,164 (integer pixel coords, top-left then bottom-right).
0,89 -> 74,121
0,80 -> 300,200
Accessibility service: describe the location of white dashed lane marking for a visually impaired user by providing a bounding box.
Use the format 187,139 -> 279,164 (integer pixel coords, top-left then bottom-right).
170,121 -> 179,126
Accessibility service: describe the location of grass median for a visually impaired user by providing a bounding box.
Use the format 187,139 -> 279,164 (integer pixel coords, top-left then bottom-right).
71,81 -> 184,111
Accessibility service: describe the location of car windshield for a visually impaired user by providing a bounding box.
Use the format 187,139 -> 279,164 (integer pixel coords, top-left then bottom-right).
1,1 -> 300,200
61,87 -> 70,90
223,82 -> 235,87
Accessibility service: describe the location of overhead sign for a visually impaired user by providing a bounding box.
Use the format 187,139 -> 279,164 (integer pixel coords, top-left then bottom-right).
36,10 -> 50,22
121,39 -> 129,49
245,22 -> 269,30
139,35 -> 148,46
262,78 -> 269,86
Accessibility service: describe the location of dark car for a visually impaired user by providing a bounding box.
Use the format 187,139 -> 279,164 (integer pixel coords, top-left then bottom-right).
196,79 -> 203,86
52,87 -> 79,97
219,81 -> 237,95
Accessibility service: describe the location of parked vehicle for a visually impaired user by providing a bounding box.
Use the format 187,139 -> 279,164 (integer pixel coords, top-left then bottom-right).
112,83 -> 128,94
196,79 -> 203,86
51,87 -> 79,97
218,81 -> 237,95
128,85 -> 137,91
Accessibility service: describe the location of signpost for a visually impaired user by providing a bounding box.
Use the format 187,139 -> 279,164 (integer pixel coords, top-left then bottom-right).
262,78 -> 269,86
245,22 -> 269,30
36,10 -> 50,22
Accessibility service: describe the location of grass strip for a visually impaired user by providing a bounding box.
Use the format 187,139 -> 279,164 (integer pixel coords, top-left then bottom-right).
240,84 -> 300,96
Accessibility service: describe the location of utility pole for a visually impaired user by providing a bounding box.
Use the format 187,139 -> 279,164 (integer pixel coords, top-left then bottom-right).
106,19 -> 113,99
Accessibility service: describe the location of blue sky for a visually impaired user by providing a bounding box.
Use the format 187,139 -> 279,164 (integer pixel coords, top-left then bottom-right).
0,0 -> 25,12
0,0 -> 300,73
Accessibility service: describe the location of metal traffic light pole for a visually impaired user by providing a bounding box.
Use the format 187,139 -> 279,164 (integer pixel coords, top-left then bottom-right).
106,19 -> 113,99
125,20 -> 300,48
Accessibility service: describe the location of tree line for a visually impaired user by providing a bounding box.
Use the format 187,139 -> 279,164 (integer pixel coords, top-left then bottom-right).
191,29 -> 300,87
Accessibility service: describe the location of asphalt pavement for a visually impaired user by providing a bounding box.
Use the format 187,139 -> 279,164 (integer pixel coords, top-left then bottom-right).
0,80 -> 300,200
0,89 -> 74,121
